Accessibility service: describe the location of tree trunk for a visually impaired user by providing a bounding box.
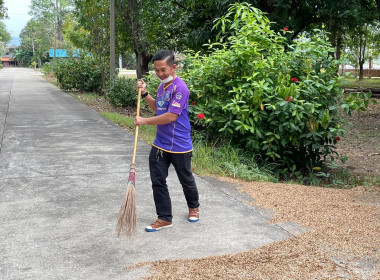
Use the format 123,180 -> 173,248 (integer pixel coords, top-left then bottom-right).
127,0 -> 152,79
56,1 -> 63,42
359,60 -> 364,80
110,0 -> 116,81
358,31 -> 367,81
336,29 -> 343,60
135,48 -> 152,79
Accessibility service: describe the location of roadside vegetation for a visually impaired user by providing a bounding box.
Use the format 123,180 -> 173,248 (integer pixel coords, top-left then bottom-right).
60,89 -> 378,189
42,4 -> 379,190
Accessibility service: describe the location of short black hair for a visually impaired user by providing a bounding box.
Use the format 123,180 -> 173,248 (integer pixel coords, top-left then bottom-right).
152,50 -> 175,67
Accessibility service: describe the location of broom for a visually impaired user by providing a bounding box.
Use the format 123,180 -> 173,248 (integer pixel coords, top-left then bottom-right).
116,87 -> 142,238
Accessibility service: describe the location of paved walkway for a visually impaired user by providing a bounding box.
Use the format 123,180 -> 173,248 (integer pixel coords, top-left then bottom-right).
0,68 -> 301,279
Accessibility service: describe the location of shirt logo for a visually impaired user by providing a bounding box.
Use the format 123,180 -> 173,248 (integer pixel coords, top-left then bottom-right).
172,101 -> 181,108
158,100 -> 166,108
164,92 -> 171,101
175,92 -> 182,100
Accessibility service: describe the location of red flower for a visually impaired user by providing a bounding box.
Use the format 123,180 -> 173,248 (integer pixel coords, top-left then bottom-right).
284,27 -> 289,31
94,65 -> 97,67
70,68 -> 73,71
336,136 -> 341,141
291,77 -> 298,83
197,113 -> 205,120
285,97 -> 293,102
191,101 -> 195,105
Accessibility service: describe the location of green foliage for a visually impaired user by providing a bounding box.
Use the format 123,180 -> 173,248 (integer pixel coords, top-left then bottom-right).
181,3 -> 372,174
106,76 -> 137,107
43,54 -> 104,92
143,72 -> 161,99
0,21 -> 11,43
17,19 -> 52,68
0,1 -> 7,20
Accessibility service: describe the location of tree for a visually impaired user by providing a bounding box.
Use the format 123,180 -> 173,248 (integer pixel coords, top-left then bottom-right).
115,0 -> 153,78
73,0 -> 110,91
0,0 -> 7,19
110,0 -> 115,80
0,21 -> 11,43
340,0 -> 379,80
29,0 -> 73,58
0,21 -> 11,57
156,0 -> 379,60
16,19 -> 51,67
343,23 -> 380,80
64,0 -> 380,80
376,0 -> 380,21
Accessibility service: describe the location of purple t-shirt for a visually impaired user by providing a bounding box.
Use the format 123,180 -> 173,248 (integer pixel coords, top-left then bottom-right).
153,77 -> 193,153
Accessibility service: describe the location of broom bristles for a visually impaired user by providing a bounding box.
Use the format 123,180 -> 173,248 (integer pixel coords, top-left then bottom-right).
116,181 -> 137,238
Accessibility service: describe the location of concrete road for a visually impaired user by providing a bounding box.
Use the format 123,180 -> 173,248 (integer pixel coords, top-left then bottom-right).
0,68 -> 301,279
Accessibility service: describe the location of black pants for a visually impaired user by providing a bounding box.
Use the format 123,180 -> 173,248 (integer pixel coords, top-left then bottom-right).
149,146 -> 200,222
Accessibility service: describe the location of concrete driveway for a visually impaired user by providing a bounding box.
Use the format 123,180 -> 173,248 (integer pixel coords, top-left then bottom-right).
0,68 -> 300,279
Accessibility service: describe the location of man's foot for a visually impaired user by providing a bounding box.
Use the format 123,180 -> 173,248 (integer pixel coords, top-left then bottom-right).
145,219 -> 172,232
188,208 -> 199,223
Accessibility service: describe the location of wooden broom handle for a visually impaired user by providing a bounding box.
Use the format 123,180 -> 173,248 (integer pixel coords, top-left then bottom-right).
131,87 -> 142,164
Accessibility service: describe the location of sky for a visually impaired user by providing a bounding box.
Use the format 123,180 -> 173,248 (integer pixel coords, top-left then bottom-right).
3,0 -> 32,40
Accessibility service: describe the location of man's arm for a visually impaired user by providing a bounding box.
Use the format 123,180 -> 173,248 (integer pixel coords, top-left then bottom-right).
142,94 -> 156,112
134,112 -> 178,126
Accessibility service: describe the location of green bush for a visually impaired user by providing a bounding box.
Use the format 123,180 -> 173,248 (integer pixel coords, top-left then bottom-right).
182,3 -> 371,173
106,76 -> 137,107
144,72 -> 161,99
42,61 -> 53,74
45,54 -> 104,92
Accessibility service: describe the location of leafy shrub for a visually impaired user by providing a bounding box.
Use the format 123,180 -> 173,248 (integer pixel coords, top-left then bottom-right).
182,3 -> 371,173
106,76 -> 137,107
42,61 -> 53,74
46,54 -> 104,92
143,72 -> 161,99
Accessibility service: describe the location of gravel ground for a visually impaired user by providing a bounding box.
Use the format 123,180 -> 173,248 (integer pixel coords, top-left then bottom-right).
133,180 -> 379,279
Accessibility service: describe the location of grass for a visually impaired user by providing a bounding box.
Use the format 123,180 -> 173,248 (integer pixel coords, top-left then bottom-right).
192,135 -> 276,182
99,112 -> 157,144
343,77 -> 380,88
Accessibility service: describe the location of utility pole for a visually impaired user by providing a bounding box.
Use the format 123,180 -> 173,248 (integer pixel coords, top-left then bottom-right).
110,0 -> 115,80
54,0 -> 58,59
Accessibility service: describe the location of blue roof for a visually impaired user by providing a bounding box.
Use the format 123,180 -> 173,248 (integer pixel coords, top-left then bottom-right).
49,49 -> 79,58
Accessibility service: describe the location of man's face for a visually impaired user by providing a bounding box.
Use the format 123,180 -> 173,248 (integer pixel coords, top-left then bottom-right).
153,60 -> 176,81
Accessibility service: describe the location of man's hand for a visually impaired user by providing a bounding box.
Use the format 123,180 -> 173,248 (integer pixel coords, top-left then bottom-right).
134,116 -> 145,126
136,79 -> 147,95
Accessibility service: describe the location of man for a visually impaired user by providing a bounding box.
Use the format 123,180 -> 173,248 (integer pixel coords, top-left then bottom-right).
135,50 -> 200,232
